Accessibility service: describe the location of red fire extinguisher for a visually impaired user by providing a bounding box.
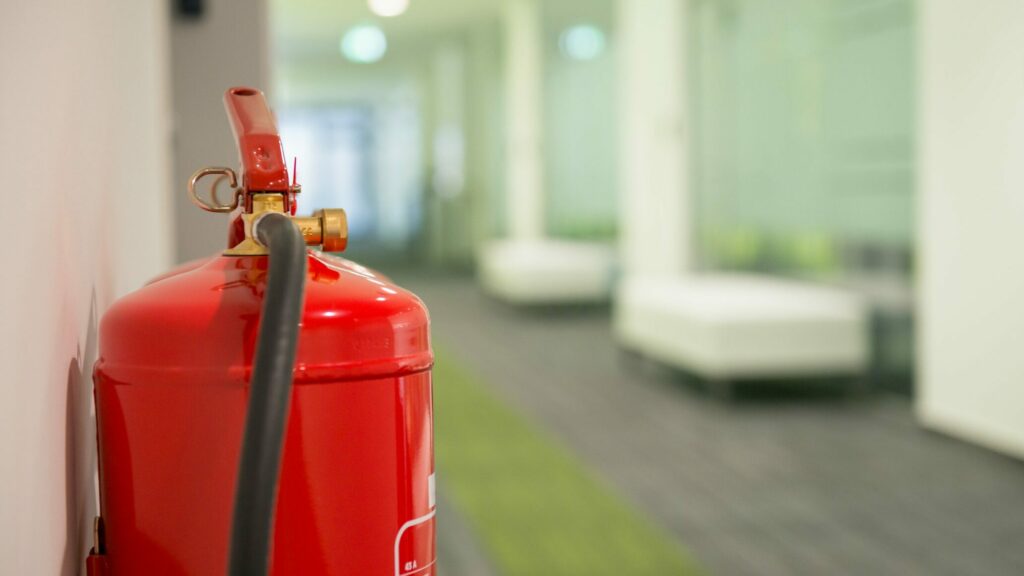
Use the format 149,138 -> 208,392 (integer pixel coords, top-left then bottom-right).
87,87 -> 436,575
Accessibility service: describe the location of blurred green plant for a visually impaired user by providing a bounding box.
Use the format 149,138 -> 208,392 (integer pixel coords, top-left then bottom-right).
702,227 -> 840,278
433,349 -> 703,576
551,220 -> 618,241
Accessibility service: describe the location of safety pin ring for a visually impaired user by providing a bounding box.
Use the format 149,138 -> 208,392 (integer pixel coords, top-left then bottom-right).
188,167 -> 241,213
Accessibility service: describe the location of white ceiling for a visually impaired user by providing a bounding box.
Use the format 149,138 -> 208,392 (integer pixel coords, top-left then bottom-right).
272,0 -> 506,60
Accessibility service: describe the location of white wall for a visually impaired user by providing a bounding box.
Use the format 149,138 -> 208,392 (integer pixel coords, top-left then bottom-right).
917,1 -> 1024,457
172,0 -> 269,262
0,1 -> 172,573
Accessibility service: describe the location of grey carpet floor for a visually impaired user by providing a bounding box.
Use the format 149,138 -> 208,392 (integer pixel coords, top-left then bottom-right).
409,274 -> 1024,576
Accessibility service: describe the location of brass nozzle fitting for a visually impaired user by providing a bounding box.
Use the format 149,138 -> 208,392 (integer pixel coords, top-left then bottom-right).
293,209 -> 348,253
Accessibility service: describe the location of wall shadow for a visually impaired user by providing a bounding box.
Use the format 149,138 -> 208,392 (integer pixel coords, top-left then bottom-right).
61,293 -> 99,576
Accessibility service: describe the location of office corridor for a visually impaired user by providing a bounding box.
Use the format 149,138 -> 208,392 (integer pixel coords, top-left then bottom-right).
410,274 -> 1024,576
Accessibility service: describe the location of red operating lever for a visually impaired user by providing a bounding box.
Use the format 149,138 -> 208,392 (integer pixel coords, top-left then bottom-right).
223,87 -> 290,193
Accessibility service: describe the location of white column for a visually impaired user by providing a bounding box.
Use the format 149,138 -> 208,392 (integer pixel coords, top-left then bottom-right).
617,0 -> 690,276
504,0 -> 545,240
917,0 -> 1024,457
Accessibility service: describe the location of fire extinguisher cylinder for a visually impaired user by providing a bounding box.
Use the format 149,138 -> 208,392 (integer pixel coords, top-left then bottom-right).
89,87 -> 436,576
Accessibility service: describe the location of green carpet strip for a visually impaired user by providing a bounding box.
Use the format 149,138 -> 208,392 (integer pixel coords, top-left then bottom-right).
433,349 -> 703,575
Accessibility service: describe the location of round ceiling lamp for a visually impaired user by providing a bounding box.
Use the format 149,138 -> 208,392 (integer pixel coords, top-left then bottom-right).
368,0 -> 409,18
340,24 -> 388,63
559,24 -> 607,61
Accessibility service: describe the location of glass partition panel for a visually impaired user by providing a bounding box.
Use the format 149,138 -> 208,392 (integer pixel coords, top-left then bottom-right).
689,0 -> 915,279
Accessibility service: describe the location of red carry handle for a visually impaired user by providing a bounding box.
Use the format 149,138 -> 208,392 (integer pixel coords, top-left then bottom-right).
223,87 -> 290,193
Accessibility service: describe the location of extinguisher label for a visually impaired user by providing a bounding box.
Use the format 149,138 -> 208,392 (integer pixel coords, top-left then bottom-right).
394,510 -> 436,576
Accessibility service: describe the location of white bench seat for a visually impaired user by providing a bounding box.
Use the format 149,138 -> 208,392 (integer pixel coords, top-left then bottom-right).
479,239 -> 616,304
615,274 -> 869,380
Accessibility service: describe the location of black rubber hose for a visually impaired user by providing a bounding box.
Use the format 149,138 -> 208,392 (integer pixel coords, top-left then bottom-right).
228,213 -> 307,576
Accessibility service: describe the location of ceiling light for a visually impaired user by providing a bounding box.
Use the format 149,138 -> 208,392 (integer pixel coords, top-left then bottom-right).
559,25 -> 606,61
368,0 -> 409,18
340,24 -> 388,63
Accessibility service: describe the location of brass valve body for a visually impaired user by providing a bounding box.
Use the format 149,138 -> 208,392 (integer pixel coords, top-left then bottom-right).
224,193 -> 348,256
